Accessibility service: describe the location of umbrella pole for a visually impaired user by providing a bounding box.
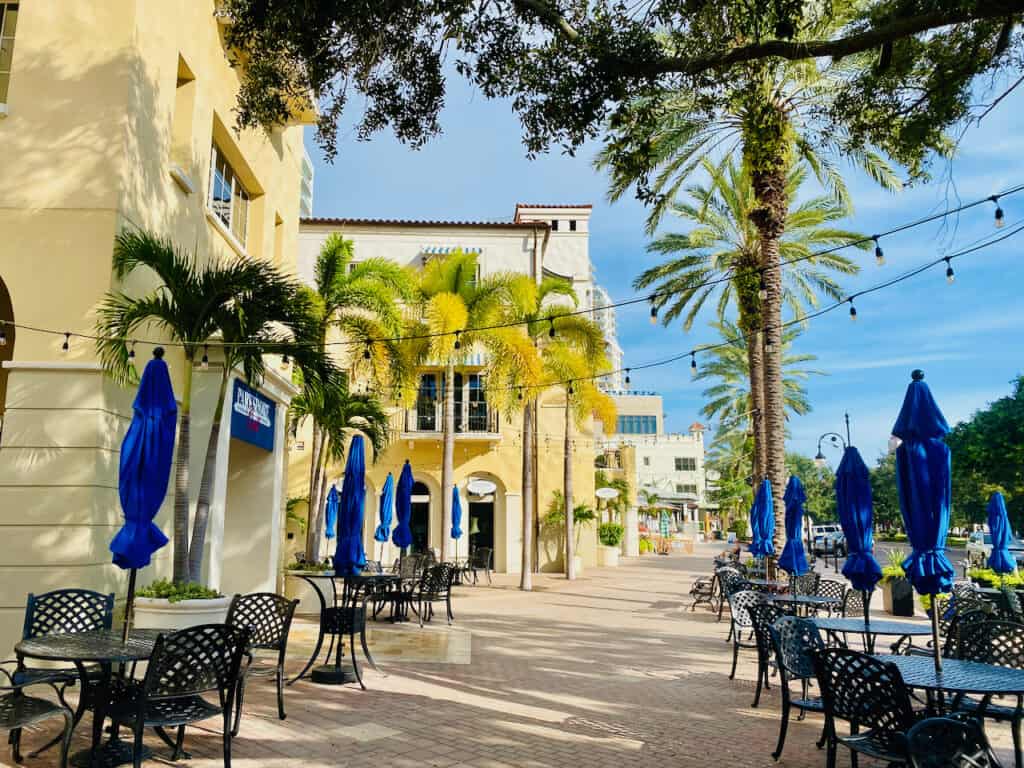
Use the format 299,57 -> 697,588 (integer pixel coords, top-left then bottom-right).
122,568 -> 137,644
862,589 -> 872,653
930,594 -> 943,672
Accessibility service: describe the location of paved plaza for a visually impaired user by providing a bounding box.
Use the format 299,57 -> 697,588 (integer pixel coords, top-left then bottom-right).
14,546 -> 1017,767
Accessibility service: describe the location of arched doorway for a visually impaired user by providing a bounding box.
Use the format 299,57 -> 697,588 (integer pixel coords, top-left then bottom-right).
0,276 -> 14,434
469,499 -> 494,557
410,480 -> 431,554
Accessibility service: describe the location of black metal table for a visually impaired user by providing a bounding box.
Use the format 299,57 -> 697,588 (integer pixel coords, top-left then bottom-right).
813,617 -> 932,653
289,571 -> 399,686
15,629 -> 162,768
766,593 -> 841,616
747,578 -> 790,591
877,655 -> 1024,698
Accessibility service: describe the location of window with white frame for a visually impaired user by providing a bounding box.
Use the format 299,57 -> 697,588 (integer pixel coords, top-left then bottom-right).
209,143 -> 249,246
0,3 -> 19,104
675,456 -> 697,471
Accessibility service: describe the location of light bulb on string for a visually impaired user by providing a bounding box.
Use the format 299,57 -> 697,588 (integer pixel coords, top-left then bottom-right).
0,326 -> 7,346
201,344 -> 210,370
945,258 -> 955,284
517,388 -> 523,401
128,342 -> 136,360
992,195 -> 1005,228
363,342 -> 372,360
690,352 -> 697,378
548,318 -> 556,339
453,330 -> 461,350
62,332 -> 70,352
848,299 -> 858,321
624,368 -> 631,386
758,270 -> 767,300
649,299 -> 658,325
280,353 -> 290,369
873,237 -> 885,266
568,382 -> 574,396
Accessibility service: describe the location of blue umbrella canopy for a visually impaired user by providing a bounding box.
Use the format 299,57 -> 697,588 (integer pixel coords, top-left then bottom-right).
111,350 -> 176,570
778,476 -> 809,576
374,473 -> 395,544
748,479 -> 775,558
333,435 -> 367,576
893,371 -> 955,596
392,460 -> 414,550
836,446 -> 883,592
324,485 -> 339,540
451,486 -> 463,540
988,491 -> 1015,575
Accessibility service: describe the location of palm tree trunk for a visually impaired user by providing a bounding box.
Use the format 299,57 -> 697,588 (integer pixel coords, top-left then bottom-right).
442,361 -> 456,560
304,424 -> 323,561
747,332 -> 767,483
187,370 -> 230,583
313,436 -> 331,559
532,400 -> 540,573
564,397 -> 575,580
172,358 -> 194,584
520,400 -> 534,590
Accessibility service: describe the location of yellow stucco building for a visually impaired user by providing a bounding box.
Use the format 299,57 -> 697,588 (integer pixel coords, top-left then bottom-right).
291,207 -> 605,575
0,2 -> 311,652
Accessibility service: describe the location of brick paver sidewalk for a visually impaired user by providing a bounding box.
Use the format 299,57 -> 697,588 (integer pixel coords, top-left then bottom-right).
11,545 -> 1015,767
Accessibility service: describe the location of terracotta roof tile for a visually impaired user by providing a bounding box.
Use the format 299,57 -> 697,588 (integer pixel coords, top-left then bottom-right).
300,217 -> 548,229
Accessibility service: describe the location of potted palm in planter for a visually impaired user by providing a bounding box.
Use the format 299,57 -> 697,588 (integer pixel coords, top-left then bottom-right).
544,492 -> 597,575
597,522 -> 624,567
880,549 -> 915,617
98,231 -> 327,629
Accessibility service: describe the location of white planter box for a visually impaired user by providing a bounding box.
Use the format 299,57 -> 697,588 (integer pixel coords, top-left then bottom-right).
133,596 -> 232,631
597,545 -> 620,567
572,555 -> 584,576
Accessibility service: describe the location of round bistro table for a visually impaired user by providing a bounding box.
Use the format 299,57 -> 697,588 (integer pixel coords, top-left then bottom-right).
812,617 -> 932,653
877,654 -> 1024,698
766,593 -> 841,617
16,629 -> 162,768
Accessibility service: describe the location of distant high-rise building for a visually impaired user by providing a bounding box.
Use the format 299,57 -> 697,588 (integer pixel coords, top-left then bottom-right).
300,146 -> 315,218
590,283 -> 624,391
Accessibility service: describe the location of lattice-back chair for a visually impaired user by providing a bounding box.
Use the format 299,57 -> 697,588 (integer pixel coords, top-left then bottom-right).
816,580 -> 847,617
841,589 -> 865,618
716,568 -> 750,623
465,547 -> 494,586
225,593 -> 299,735
748,602 -> 785,708
997,587 -> 1024,623
16,589 -> 114,756
107,624 -> 250,768
395,554 -> 422,579
362,560 -> 384,575
813,648 -> 916,768
941,606 -> 995,659
904,716 -> 1004,768
793,572 -> 821,597
955,620 -> 1024,768
689,569 -> 719,612
769,616 -> 828,761
2,661 -> 74,768
726,590 -> 766,681
414,563 -> 456,627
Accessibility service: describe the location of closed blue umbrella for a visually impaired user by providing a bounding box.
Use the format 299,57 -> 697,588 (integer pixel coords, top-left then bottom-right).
893,369 -> 954,669
374,473 -> 395,562
111,348 -> 176,640
392,460 -> 414,552
836,445 -> 883,634
748,479 -> 775,559
779,476 -> 809,577
988,491 -> 1015,575
451,486 -> 463,561
324,485 -> 339,540
333,435 -> 367,576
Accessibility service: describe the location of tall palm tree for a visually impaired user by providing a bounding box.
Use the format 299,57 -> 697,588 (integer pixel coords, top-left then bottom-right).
541,342 -> 616,579
96,230 -> 320,584
408,250 -> 540,560
633,156 -> 867,521
298,234 -> 413,561
697,319 -> 821,445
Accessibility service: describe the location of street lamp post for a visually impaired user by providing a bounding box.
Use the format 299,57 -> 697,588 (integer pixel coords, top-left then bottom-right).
813,413 -> 851,572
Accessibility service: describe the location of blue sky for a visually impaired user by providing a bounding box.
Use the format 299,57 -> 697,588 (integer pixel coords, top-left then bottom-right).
305,77 -> 1024,467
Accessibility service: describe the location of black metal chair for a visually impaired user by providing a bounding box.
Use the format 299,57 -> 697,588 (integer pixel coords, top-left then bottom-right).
464,547 -> 494,585
748,602 -> 785,707
954,620 -> 1024,768
106,624 -> 250,768
841,589 -> 865,618
769,616 -> 828,761
817,580 -> 847,617
414,563 -> 457,627
904,715 -> 1004,768
225,593 -> 299,735
813,647 -> 917,768
717,568 -> 750,625
1,661 -> 73,767
689,570 -> 718,611
726,589 -> 766,681
793,572 -> 821,596
15,589 -> 114,756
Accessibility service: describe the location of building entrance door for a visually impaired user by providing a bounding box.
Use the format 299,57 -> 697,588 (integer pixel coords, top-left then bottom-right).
469,501 -> 494,555
411,481 -> 431,554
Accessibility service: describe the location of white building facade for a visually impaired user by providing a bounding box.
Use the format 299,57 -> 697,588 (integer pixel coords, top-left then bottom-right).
588,284 -> 624,391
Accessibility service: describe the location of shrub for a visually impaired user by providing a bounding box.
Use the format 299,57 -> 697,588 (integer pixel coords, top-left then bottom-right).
136,579 -> 223,603
728,518 -> 749,539
598,522 -> 624,547
286,560 -> 330,572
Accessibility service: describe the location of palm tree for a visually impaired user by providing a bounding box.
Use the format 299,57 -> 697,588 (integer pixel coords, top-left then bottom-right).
705,428 -> 756,533
635,157 -> 865,485
696,319 -> 822,433
542,342 -> 616,579
96,230 -> 319,584
408,250 -> 540,560
594,470 -> 630,523
298,234 -> 413,561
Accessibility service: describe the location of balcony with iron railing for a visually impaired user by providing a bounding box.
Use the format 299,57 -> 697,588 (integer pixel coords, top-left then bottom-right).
400,399 -> 501,440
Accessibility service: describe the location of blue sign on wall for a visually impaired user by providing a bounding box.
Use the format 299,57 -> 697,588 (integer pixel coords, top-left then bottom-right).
230,379 -> 275,452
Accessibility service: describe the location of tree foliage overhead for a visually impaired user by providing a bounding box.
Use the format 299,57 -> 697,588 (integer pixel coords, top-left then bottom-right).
224,0 -> 1024,169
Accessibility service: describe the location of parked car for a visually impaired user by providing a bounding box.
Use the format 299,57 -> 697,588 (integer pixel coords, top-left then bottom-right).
965,531 -> 1024,567
811,524 -> 846,556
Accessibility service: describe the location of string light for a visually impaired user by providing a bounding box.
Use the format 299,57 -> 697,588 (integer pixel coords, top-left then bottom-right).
945,258 -> 955,284
992,195 -> 1005,228
649,298 -> 658,325
848,299 -> 858,321
280,353 -> 290,369
453,330 -> 461,350
548,318 -> 556,338
128,341 -> 136,360
363,342 -> 372,360
758,270 -> 767,300
201,344 -> 209,370
61,332 -> 70,352
517,388 -> 523,401
624,368 -> 631,385
690,352 -> 697,377
568,382 -> 574,395
874,237 -> 885,266
0,327 -> 7,346
764,331 -> 774,353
